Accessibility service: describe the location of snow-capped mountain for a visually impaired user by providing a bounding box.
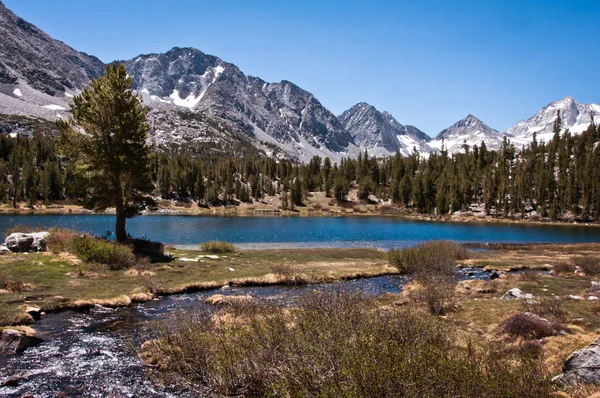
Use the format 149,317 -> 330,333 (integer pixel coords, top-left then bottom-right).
121,47 -> 359,162
506,96 -> 600,144
0,1 -> 104,122
1,1 -> 598,161
338,103 -> 431,156
430,115 -> 506,152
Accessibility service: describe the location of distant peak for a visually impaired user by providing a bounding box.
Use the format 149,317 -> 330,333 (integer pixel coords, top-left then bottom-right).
356,102 -> 376,109
552,96 -> 577,106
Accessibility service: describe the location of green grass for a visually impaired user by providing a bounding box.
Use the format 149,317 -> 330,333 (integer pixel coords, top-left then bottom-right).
0,248 -> 390,325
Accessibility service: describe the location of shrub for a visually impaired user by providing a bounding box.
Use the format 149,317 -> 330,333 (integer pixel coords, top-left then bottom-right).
0,272 -> 24,292
522,296 -> 566,321
414,272 -> 458,315
71,235 -> 136,270
4,224 -> 40,236
270,263 -> 298,280
519,269 -> 540,283
387,240 -> 467,275
574,256 -> 600,276
143,290 -> 551,397
553,262 -> 576,274
200,241 -> 235,254
499,312 -> 559,339
46,228 -> 79,254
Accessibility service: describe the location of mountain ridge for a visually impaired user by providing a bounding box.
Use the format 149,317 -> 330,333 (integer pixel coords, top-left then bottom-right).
1,1 -> 599,161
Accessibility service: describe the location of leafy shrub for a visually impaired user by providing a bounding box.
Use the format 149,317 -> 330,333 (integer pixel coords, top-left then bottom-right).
46,228 -> 79,254
553,262 -> 576,274
143,290 -> 551,397
499,312 -> 559,339
200,241 -> 235,254
574,256 -> 600,276
71,235 -> 136,270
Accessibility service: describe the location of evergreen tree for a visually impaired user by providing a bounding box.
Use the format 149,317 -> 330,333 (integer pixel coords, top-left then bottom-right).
57,63 -> 155,242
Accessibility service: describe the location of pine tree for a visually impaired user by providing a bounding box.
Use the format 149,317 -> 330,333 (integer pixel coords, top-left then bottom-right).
57,63 -> 155,242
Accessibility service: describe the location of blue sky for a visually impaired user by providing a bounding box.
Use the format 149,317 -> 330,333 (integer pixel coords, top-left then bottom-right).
4,0 -> 600,136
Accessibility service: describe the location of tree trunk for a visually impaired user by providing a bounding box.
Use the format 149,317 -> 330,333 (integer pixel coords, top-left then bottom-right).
115,201 -> 127,243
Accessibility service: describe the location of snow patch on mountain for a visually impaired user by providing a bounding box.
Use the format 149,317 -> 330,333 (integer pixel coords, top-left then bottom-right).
169,89 -> 202,108
43,104 -> 66,111
431,114 -> 506,152
12,88 -> 22,97
506,96 -> 600,144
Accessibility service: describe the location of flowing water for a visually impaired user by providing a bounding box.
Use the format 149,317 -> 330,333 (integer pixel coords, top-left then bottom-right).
0,269 -> 489,397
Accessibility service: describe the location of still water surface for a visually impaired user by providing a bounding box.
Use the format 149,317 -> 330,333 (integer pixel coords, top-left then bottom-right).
1,214 -> 599,248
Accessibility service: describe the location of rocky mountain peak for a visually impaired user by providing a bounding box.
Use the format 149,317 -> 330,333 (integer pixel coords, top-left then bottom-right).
0,1 -> 105,121
506,96 -> 600,143
339,102 -> 431,156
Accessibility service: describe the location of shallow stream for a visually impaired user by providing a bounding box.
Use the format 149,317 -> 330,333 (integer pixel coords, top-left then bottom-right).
0,268 -> 489,397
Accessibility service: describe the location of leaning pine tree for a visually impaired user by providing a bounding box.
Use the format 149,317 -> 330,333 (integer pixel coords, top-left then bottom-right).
57,62 -> 155,242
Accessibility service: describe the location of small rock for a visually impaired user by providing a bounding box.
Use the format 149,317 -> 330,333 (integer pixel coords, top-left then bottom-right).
490,271 -> 501,280
589,296 -> 599,301
566,295 -> 584,301
0,244 -> 9,254
1,375 -> 24,388
90,304 -> 115,314
501,288 -> 533,300
220,285 -> 231,291
23,305 -> 42,321
205,294 -> 253,306
0,329 -> 43,354
228,267 -> 235,272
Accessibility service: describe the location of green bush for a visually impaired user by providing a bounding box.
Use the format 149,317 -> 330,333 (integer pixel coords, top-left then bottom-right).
553,262 -> 576,274
200,241 -> 235,254
143,290 -> 551,397
71,235 -> 136,270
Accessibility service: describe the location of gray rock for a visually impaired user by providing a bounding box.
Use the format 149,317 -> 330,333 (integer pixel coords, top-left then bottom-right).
0,329 -> 43,354
0,244 -> 9,254
4,232 -> 48,252
553,336 -> 600,385
90,304 -> 115,314
501,288 -> 533,300
490,271 -> 501,280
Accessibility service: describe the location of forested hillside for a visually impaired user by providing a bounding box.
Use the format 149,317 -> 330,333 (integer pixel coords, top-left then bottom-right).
1,112 -> 598,221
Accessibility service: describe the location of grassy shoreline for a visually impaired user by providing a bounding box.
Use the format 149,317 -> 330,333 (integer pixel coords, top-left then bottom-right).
3,242 -> 600,395
0,247 -> 394,326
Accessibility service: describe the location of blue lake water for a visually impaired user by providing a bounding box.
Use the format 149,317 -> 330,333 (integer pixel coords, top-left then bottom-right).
1,214 -> 599,249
